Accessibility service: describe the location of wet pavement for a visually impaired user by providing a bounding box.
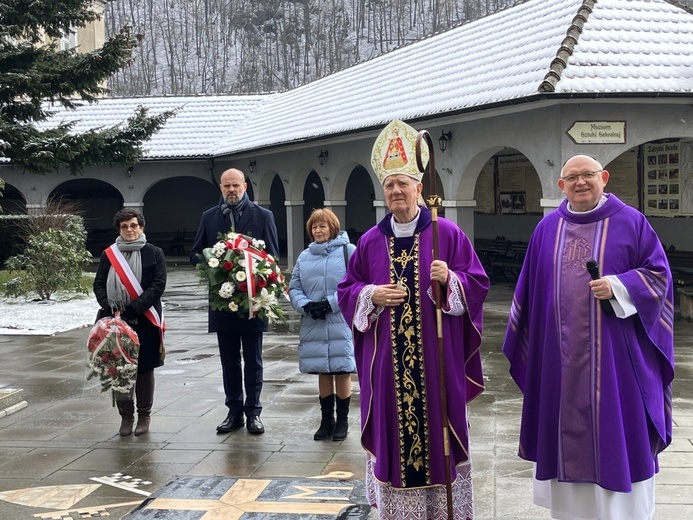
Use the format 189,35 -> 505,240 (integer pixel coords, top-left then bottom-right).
0,267 -> 691,519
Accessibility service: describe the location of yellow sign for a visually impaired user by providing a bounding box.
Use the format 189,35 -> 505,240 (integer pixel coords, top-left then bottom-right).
567,121 -> 626,144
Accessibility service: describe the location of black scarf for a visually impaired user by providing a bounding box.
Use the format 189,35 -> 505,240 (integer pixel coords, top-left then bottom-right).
221,192 -> 248,231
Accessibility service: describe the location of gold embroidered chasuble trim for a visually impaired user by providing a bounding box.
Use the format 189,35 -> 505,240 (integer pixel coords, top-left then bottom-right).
389,234 -> 430,487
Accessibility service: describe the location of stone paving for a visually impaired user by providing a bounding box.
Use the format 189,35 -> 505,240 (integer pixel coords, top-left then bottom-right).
0,267 -> 691,519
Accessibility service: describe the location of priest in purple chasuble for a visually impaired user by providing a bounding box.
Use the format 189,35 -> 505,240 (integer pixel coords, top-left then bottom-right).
337,120 -> 489,520
503,154 -> 674,520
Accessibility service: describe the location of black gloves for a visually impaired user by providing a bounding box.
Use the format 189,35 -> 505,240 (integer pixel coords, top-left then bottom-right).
303,300 -> 331,320
317,300 -> 332,319
303,301 -> 322,319
120,305 -> 138,323
311,300 -> 331,320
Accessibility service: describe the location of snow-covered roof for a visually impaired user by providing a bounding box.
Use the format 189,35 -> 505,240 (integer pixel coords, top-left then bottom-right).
38,95 -> 273,159
553,0 -> 693,93
40,0 -> 693,159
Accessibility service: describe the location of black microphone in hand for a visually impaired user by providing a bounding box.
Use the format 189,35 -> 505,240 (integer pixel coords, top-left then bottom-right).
585,259 -> 615,316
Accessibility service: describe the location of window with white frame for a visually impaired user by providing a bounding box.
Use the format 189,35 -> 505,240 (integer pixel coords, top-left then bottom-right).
60,28 -> 78,51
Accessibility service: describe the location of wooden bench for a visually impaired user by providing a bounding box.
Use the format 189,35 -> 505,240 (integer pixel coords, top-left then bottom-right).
147,231 -> 196,256
474,238 -> 528,283
678,287 -> 693,321
86,228 -> 115,257
490,241 -> 527,283
475,238 -> 510,267
666,249 -> 693,287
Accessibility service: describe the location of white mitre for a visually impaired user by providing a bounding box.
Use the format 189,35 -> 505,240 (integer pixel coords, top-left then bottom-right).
371,119 -> 429,185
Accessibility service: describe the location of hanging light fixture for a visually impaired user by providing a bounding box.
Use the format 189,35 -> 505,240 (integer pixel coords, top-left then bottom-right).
248,160 -> 256,173
318,150 -> 329,166
438,130 -> 452,152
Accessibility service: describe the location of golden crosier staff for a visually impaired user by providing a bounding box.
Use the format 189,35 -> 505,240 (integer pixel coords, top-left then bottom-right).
415,130 -> 454,520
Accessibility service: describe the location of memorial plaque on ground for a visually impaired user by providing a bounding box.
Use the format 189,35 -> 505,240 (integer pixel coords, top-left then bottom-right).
124,475 -> 373,519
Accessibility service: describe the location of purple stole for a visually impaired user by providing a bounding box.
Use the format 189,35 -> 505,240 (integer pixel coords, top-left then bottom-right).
556,219 -> 602,482
390,234 -> 429,487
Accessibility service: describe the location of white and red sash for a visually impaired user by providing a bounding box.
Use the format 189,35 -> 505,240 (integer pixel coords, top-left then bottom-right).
105,244 -> 166,340
225,234 -> 270,319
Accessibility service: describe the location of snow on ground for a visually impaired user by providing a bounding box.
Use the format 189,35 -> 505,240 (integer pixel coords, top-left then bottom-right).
0,293 -> 97,335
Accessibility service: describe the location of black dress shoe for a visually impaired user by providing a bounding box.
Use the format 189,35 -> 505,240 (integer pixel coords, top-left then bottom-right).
216,414 -> 244,433
246,416 -> 265,434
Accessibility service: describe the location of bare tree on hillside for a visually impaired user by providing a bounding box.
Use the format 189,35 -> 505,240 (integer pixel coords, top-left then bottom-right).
106,0 -> 516,96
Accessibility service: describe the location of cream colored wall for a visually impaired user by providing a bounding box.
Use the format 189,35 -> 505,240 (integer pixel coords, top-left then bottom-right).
39,0 -> 106,54
76,0 -> 106,53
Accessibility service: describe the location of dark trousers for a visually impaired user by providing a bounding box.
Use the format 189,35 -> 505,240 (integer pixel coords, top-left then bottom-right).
216,331 -> 263,417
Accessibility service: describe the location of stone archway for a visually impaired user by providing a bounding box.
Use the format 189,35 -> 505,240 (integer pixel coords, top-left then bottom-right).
143,176 -> 219,256
610,137 -> 693,251
0,184 -> 28,266
344,165 -> 375,243
269,174 -> 287,259
470,149 -> 543,243
421,168 -> 445,213
302,171 -> 325,247
0,184 -> 27,215
49,179 -> 123,255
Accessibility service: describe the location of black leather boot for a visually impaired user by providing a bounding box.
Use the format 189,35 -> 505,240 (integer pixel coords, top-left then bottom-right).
333,395 -> 351,441
134,371 -> 155,436
314,394 -> 335,440
116,400 -> 134,436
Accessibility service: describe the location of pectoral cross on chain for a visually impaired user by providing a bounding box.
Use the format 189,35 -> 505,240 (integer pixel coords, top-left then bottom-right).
392,245 -> 416,293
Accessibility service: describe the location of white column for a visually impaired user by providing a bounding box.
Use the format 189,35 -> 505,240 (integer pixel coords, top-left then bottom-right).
373,200 -> 388,221
26,203 -> 45,216
285,200 -> 305,270
324,200 -> 346,228
123,202 -> 144,213
442,200 -> 477,242
540,198 -> 563,216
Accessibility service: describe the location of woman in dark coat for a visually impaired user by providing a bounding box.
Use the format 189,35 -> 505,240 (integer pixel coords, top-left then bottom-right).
93,209 -> 166,436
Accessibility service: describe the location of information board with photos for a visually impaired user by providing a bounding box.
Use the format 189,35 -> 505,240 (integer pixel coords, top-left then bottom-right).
644,140 -> 693,216
474,155 -> 543,214
497,155 -> 542,214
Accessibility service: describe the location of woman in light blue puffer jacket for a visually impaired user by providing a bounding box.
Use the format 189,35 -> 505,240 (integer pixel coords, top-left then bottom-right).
289,208 -> 356,442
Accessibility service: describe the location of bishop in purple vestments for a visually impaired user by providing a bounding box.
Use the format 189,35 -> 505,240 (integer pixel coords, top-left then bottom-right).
338,120 -> 489,519
503,154 -> 674,520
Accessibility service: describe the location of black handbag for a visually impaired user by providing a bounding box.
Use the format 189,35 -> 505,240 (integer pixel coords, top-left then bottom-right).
95,308 -> 107,324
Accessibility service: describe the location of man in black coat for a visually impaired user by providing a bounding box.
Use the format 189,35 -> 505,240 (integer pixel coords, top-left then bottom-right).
190,168 -> 279,435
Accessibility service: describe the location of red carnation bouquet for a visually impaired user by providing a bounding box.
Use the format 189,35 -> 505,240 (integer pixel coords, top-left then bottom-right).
86,314 -> 140,403
195,231 -> 287,322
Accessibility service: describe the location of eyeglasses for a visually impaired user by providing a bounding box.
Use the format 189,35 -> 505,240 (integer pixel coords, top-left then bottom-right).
119,223 -> 141,230
560,170 -> 602,184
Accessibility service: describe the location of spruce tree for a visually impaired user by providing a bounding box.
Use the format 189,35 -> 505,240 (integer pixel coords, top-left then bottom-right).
0,0 -> 173,175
